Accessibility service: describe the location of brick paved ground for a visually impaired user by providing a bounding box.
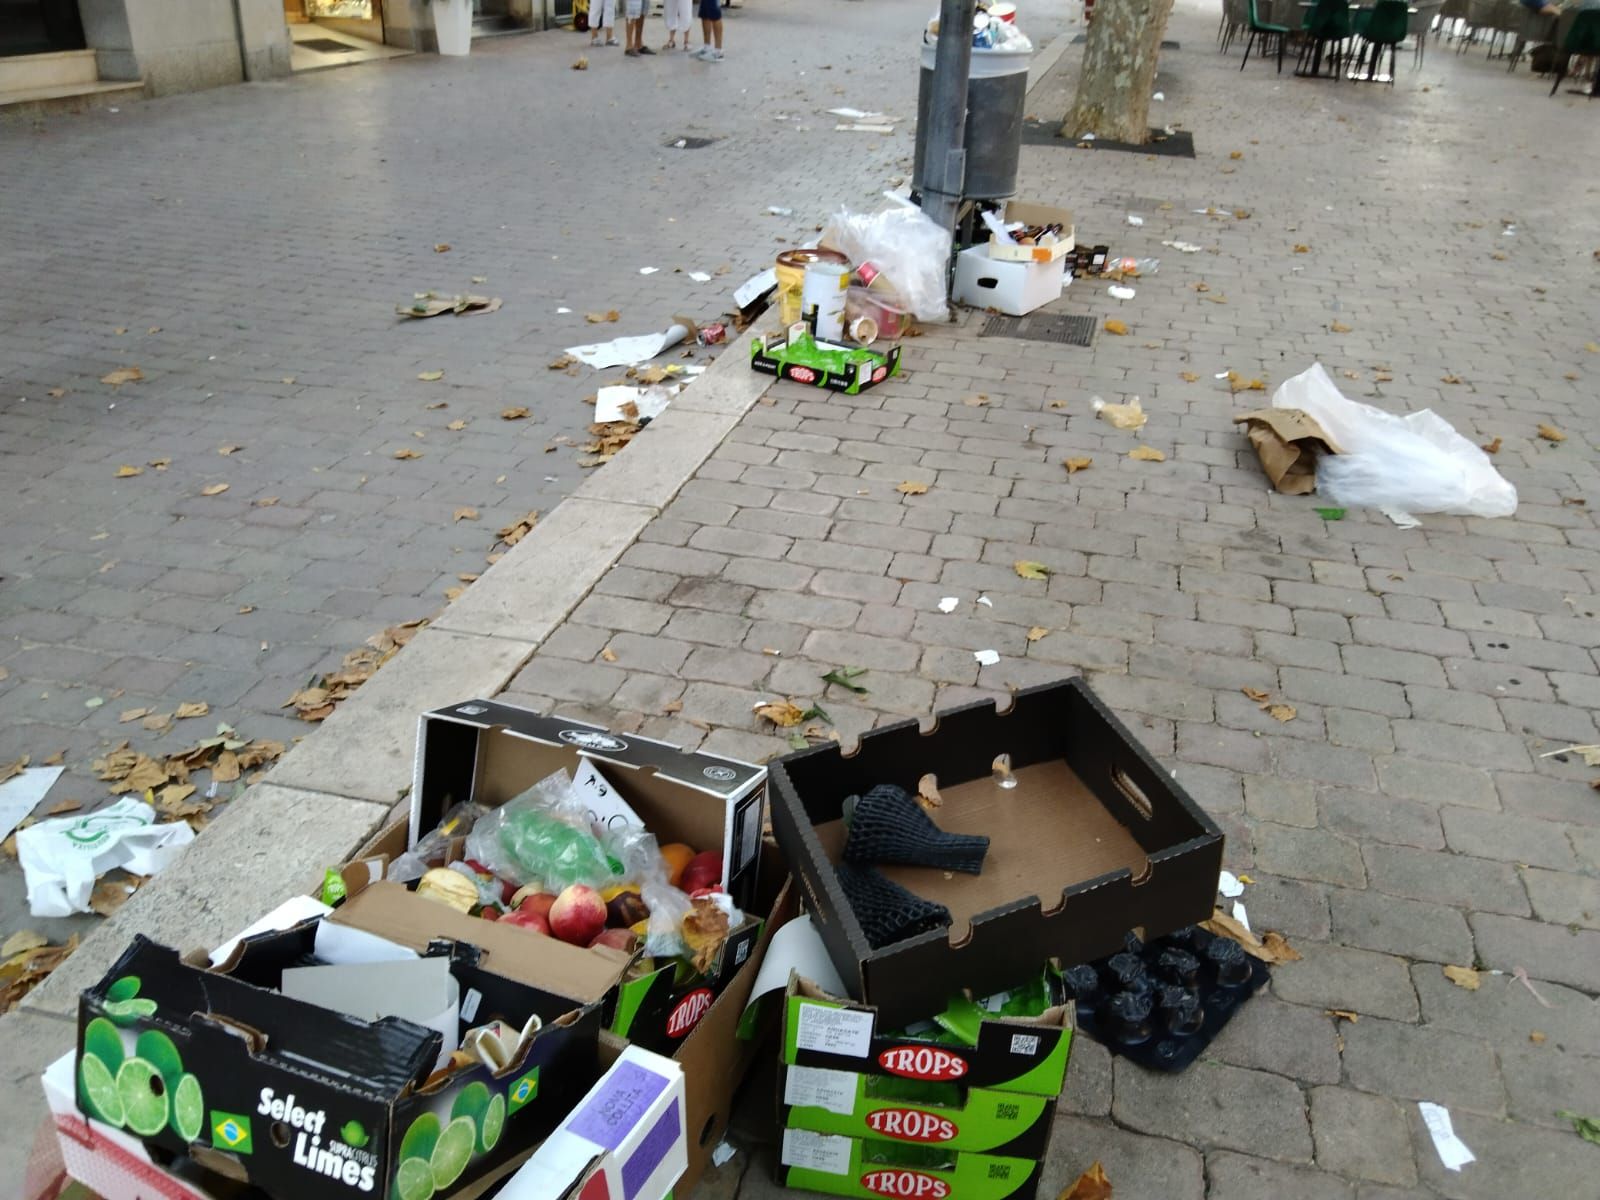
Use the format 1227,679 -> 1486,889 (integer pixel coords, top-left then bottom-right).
0,0 -> 979,935
491,9 -> 1600,1198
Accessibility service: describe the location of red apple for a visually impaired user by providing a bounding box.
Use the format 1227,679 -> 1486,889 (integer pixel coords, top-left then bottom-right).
589,928 -> 638,953
510,889 -> 558,920
501,906 -> 550,935
549,884 -> 607,946
480,908 -> 502,922
679,851 -> 723,894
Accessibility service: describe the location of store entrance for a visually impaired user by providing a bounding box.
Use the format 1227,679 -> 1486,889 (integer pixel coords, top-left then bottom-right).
0,0 -> 86,58
284,0 -> 407,71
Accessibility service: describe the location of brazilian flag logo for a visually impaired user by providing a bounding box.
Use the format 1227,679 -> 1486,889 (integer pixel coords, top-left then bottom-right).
211,1111 -> 253,1154
507,1068 -> 539,1116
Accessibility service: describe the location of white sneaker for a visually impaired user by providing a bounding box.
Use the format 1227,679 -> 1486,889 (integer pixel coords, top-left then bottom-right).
692,46 -> 711,58
709,48 -> 724,60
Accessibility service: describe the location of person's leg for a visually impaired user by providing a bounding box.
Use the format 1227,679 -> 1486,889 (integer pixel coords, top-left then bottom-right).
712,17 -> 722,49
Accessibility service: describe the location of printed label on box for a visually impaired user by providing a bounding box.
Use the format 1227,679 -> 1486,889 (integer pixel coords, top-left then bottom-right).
461,987 -> 482,1023
797,1003 -> 875,1059
569,1061 -> 670,1152
782,1127 -> 853,1176
1008,1034 -> 1040,1057
574,758 -> 645,836
785,1065 -> 860,1116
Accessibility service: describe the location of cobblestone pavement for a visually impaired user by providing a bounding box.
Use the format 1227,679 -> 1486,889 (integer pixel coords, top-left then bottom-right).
0,0 -> 1010,935
493,8 -> 1600,1199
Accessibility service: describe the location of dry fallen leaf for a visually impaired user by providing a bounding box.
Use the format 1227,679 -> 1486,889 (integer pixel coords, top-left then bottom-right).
1201,908 -> 1299,963
1325,1009 -> 1360,1024
1014,560 -> 1051,580
1063,456 -> 1093,474
174,701 -> 209,719
453,507 -> 479,523
502,407 -> 531,421
1443,964 -> 1481,991
2,931 -> 47,958
200,483 -> 229,496
1104,318 -> 1130,336
916,773 -> 943,810
496,511 -> 539,547
663,700 -> 683,715
425,400 -> 448,410
1530,1031 -> 1547,1045
598,646 -> 619,664
433,243 -> 451,253
1293,244 -> 1310,254
1537,424 -> 1566,443
100,367 -> 143,386
89,876 -> 141,917
962,394 -> 991,407
1266,703 -> 1297,722
446,419 -> 468,432
585,310 -> 621,324
1481,437 -> 1502,455
417,370 -> 445,382
1330,321 -> 1352,334
217,444 -> 243,455
47,388 -> 65,398
755,700 -> 806,728
254,497 -> 279,508
1059,1161 -> 1112,1200
1128,445 -> 1166,462
572,56 -> 588,70
1441,374 -> 1463,385
1180,371 -> 1199,382
394,448 -> 423,460
1242,687 -> 1271,703
896,481 -> 929,495
115,465 -> 143,478
682,895 -> 732,974
1227,370 -> 1267,393
141,713 -> 172,734
1027,627 -> 1050,642
1229,150 -> 1244,160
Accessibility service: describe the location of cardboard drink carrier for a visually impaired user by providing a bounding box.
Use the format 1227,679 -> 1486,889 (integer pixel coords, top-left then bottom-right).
986,201 -> 1076,263
769,678 -> 1224,1028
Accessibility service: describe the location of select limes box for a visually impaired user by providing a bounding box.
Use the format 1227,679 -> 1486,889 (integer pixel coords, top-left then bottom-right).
782,979 -> 1072,1098
74,920 -> 604,1200
779,1129 -> 1045,1200
781,1064 -> 1057,1158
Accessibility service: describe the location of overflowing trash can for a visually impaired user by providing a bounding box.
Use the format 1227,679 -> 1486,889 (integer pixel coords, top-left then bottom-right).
913,36 -> 1032,201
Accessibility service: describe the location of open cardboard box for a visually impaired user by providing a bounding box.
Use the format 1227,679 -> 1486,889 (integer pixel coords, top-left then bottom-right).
71,917 -> 603,1200
413,699 -> 766,910
987,201 -> 1076,264
769,679 -> 1223,1028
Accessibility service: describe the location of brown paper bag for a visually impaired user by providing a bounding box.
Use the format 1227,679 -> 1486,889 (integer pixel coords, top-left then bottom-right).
1232,408 -> 1344,495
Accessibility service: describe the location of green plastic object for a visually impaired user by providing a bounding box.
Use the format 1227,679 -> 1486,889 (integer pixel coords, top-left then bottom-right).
1314,506 -> 1346,521
749,326 -> 901,396
497,808 -> 613,892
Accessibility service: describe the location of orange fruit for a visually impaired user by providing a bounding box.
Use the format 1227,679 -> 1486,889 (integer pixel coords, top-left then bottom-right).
659,843 -> 696,887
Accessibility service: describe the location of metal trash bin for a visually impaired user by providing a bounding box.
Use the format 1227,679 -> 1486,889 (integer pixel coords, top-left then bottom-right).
913,40 -> 1032,202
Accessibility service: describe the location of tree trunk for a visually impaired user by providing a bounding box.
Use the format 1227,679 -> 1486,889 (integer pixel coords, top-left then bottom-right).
1060,0 -> 1175,145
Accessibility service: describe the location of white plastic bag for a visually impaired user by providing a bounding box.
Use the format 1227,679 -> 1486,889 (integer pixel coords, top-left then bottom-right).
1271,364 -> 1517,520
820,194 -> 951,322
17,797 -> 195,917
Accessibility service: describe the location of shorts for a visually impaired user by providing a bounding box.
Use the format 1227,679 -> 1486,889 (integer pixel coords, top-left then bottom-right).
625,0 -> 643,17
698,0 -> 721,19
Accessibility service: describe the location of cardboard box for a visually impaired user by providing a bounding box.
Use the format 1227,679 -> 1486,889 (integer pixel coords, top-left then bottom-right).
500,1045 -> 686,1200
987,201 -> 1076,264
608,911 -> 763,1055
769,679 -> 1224,1027
952,246 -> 1066,317
781,979 -> 1072,1099
748,329 -> 901,397
782,1064 -> 1058,1157
73,918 -> 603,1200
413,699 -> 767,911
778,1129 -> 1044,1200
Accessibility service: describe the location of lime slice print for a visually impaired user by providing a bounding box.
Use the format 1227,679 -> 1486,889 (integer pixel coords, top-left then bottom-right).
117,1056 -> 169,1137
103,997 -> 158,1027
393,1156 -> 436,1200
398,1111 -> 441,1163
84,1017 -> 126,1075
169,1073 -> 204,1142
136,1029 -> 184,1087
430,1116 -> 477,1190
479,1092 -> 505,1153
107,975 -> 141,1002
78,1052 -> 125,1128
450,1081 -> 493,1151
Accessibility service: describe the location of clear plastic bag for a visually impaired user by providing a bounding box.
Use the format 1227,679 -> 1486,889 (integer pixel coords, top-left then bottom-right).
1272,364 -> 1518,520
820,194 -> 951,323
463,769 -> 616,891
389,800 -> 493,884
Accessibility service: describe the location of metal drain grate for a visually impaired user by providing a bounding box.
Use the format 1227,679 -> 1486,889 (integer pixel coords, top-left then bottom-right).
298,38 -> 360,53
978,313 -> 1097,347
665,135 -> 721,150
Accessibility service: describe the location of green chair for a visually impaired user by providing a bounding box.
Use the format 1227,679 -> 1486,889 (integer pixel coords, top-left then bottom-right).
1355,0 -> 1411,81
1298,0 -> 1354,76
1240,0 -> 1291,72
1550,9 -> 1600,96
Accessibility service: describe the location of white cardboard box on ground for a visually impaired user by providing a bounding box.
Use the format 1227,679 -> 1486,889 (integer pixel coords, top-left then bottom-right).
499,1044 -> 686,1200
952,244 -> 1067,316
41,1051 -> 220,1200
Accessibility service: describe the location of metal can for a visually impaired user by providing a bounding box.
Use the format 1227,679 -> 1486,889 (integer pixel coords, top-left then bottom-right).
698,322 -> 727,345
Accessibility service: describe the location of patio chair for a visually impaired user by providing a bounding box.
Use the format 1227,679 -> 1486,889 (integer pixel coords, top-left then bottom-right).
1354,0 -> 1411,79
1240,0 -> 1292,71
1456,0 -> 1499,50
1437,0 -> 1469,41
1220,0 -> 1250,53
1550,8 -> 1600,95
1298,0 -> 1354,74
1484,0 -> 1522,59
1506,5 -> 1560,72
1409,0 -> 1445,64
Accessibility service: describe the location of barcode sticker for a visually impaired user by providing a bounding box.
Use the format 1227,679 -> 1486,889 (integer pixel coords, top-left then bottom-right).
460,988 -> 482,1023
1009,1033 -> 1040,1056
781,1128 -> 853,1175
796,1003 -> 874,1058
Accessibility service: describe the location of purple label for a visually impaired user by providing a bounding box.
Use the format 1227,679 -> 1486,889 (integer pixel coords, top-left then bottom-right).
622,1097 -> 681,1200
568,1061 -> 670,1152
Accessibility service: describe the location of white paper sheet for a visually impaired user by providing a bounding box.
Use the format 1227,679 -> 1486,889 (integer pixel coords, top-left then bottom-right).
1218,870 -> 1244,898
210,894 -> 333,966
937,597 -> 960,613
565,324 -> 688,370
594,383 -> 678,424
974,649 -> 1000,666
744,914 -> 848,1016
0,766 -> 64,841
1418,1102 -> 1475,1171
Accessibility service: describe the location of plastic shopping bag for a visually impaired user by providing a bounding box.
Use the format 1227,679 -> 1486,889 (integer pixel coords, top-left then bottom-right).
820,194 -> 951,322
17,797 -> 195,917
1271,364 -> 1517,520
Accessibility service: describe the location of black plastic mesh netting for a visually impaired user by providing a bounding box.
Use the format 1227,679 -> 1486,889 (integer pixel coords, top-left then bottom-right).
842,784 -> 990,874
836,861 -> 952,949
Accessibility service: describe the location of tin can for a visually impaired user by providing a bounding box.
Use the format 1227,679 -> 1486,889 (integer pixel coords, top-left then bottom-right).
698,322 -> 727,345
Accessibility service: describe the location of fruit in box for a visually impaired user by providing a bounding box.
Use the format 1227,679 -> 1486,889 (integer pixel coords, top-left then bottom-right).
502,905 -> 550,935
659,843 -> 696,887
606,891 -> 650,929
589,928 -> 639,953
549,884 -> 607,946
679,851 -> 723,894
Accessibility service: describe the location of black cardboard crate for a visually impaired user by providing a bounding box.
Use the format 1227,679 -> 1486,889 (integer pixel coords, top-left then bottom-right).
768,679 -> 1223,1027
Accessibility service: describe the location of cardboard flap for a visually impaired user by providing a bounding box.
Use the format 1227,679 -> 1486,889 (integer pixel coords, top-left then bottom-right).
1232,407 -> 1342,495
331,881 -> 626,1006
